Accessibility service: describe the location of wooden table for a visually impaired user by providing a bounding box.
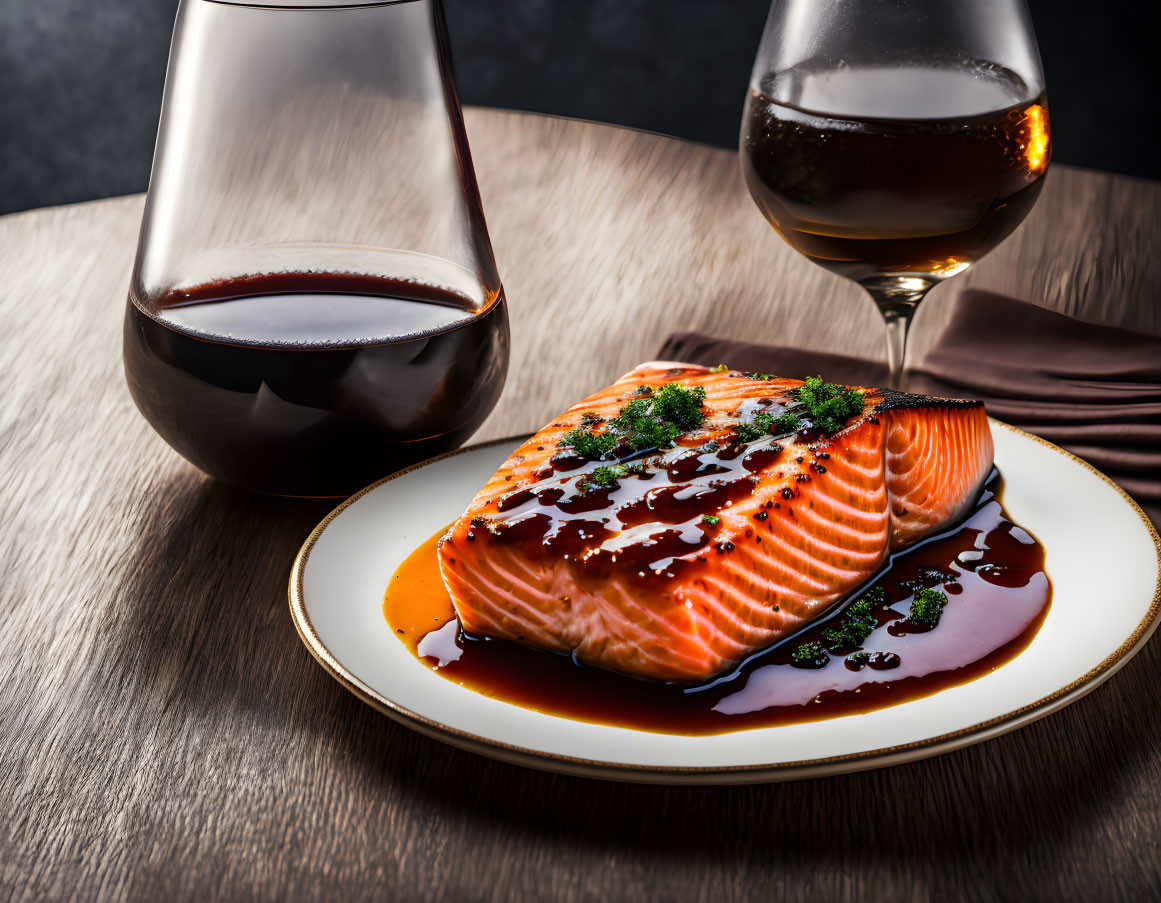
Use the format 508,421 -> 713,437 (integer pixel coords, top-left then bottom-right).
2,108 -> 1159,901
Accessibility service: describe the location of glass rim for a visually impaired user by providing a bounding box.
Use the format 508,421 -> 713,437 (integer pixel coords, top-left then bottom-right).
200,0 -> 421,9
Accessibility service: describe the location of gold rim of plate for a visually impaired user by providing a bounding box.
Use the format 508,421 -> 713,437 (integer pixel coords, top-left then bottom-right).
287,420 -> 1161,784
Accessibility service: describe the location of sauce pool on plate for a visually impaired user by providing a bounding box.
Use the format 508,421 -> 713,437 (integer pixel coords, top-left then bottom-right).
383,472 -> 1050,735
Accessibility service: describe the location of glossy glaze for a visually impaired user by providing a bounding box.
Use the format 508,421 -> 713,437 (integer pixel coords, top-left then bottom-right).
467,388 -> 808,587
384,473 -> 1051,735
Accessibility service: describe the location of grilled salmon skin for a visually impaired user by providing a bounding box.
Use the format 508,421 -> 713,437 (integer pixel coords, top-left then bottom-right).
437,363 -> 993,681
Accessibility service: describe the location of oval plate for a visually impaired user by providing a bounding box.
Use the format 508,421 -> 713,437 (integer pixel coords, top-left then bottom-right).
289,422 -> 1160,784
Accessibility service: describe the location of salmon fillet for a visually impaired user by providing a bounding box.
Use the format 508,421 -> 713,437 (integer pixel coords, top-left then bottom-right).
437,362 -> 993,682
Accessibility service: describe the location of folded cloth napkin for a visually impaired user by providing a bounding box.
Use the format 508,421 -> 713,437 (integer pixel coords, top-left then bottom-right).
658,290 -> 1161,524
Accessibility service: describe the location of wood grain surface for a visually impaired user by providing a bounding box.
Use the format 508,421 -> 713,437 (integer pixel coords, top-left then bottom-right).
2,107 -> 1160,902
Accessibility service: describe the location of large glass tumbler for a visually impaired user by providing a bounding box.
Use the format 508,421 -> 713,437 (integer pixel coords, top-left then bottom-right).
123,0 -> 509,497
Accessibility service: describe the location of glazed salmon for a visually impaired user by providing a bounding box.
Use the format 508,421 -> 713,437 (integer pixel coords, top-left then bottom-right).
437,363 -> 993,682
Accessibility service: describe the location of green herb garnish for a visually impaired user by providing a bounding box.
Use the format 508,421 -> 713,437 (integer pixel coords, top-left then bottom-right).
790,641 -> 830,668
819,587 -> 885,652
909,587 -> 948,627
577,463 -> 642,493
821,616 -> 875,652
559,427 -> 619,459
709,364 -> 729,373
651,383 -> 707,430
735,410 -> 776,442
847,595 -> 878,620
701,514 -> 720,526
618,401 -> 682,451
790,376 -> 864,434
559,382 -> 707,460
586,466 -> 621,488
774,411 -> 803,433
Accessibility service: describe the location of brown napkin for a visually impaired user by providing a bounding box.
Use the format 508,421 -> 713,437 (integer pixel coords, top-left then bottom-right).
659,290 -> 1161,523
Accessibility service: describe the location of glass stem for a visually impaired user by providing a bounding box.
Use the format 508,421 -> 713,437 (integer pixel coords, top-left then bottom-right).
861,280 -> 932,390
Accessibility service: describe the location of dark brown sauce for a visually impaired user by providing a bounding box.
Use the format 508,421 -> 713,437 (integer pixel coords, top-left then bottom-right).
384,472 -> 1051,735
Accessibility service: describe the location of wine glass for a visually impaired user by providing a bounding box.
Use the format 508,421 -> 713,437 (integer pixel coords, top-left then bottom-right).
124,0 -> 508,497
740,0 -> 1050,388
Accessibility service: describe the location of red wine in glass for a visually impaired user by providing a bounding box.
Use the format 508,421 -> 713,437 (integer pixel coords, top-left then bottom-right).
124,272 -> 509,497
124,0 -> 508,496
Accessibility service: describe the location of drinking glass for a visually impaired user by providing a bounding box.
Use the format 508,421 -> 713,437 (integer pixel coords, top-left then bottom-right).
740,0 -> 1050,387
124,0 -> 508,497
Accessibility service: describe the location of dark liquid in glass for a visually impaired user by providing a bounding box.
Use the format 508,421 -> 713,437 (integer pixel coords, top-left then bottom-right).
123,272 -> 509,496
741,64 -> 1050,283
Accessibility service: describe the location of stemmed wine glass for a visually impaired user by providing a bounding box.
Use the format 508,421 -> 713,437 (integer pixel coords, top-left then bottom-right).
740,0 -> 1051,388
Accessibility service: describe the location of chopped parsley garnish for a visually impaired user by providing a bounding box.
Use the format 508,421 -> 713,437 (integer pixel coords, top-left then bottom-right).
848,593 -> 880,618
734,423 -> 762,443
789,376 -> 864,434
651,383 -> 707,430
909,587 -> 948,627
790,641 -> 830,668
735,410 -> 775,442
559,428 -> 619,459
774,411 -> 803,433
821,616 -> 875,652
820,586 -> 885,652
752,411 -> 774,432
576,463 -> 642,492
701,514 -> 720,526
619,400 -> 682,451
585,466 -> 621,488
558,383 -> 707,460
846,651 -> 871,667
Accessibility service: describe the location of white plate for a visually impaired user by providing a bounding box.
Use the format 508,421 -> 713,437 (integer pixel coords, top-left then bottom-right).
289,422 -> 1160,784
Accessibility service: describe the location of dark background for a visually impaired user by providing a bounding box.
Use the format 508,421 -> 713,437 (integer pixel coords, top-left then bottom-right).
1,0 -> 1156,215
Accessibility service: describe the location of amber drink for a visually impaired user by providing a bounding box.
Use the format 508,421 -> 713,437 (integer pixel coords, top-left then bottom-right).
742,64 -> 1050,286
